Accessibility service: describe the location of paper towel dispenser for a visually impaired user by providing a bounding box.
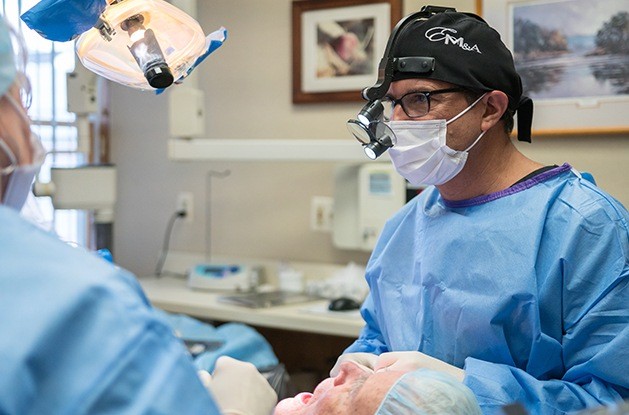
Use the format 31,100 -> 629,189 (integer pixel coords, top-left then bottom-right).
333,163 -> 406,251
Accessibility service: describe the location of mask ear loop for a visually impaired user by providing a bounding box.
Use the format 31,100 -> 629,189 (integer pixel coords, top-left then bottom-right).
446,92 -> 487,126
445,92 -> 488,153
4,92 -> 31,125
0,91 -> 23,175
0,138 -> 18,175
14,72 -> 32,110
463,130 -> 487,152
0,91 -> 32,167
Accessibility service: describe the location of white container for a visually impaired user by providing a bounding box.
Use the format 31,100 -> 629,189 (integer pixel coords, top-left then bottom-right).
278,268 -> 304,293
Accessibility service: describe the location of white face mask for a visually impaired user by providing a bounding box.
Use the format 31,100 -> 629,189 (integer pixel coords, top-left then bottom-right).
0,93 -> 45,211
387,93 -> 486,186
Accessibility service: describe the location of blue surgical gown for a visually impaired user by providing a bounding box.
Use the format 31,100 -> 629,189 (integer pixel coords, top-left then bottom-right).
345,164 -> 629,414
0,206 -> 222,414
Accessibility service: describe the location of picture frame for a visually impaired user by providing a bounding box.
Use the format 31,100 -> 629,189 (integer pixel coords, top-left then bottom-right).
480,0 -> 629,135
292,0 -> 402,103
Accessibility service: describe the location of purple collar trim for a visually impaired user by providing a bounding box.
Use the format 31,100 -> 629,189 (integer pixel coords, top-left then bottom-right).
443,163 -> 572,208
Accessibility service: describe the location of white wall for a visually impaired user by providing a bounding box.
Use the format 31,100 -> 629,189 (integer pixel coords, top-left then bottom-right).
110,0 -> 629,277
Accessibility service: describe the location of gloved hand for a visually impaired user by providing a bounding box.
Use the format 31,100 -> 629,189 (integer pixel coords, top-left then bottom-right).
374,351 -> 465,382
329,352 -> 378,377
197,369 -> 212,389
201,356 -> 278,415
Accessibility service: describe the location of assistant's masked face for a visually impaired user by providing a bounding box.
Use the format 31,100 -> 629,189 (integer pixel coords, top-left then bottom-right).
273,361 -> 404,415
0,87 -> 45,211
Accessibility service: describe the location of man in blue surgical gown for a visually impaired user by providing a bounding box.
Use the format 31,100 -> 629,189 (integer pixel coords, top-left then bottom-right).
335,7 -> 629,415
0,16 -> 276,415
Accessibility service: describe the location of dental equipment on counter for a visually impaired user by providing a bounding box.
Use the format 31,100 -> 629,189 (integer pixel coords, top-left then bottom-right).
187,262 -> 323,309
187,263 -> 257,292
184,260 -> 369,310
21,0 -> 226,91
218,291 -> 323,309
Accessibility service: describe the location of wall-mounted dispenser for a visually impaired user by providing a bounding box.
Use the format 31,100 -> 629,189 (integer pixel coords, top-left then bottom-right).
333,163 -> 406,251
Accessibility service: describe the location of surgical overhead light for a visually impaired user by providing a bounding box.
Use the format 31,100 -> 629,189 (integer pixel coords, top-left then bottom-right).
22,0 -> 227,92
120,14 -> 172,89
75,0 -> 206,90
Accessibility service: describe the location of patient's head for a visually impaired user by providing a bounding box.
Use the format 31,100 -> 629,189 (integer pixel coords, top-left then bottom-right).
274,361 -> 402,414
274,362 -> 481,415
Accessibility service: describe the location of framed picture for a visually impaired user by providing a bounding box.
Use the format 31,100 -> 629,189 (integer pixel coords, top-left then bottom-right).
480,0 -> 629,135
292,0 -> 402,103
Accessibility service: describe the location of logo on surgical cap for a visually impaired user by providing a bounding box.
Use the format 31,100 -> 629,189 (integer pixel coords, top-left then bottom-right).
425,26 -> 482,54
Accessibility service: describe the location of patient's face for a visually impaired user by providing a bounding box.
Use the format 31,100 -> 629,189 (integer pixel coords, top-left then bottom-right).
274,361 -> 404,415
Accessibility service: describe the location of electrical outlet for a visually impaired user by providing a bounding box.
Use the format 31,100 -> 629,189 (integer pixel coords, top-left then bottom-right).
310,196 -> 333,232
176,192 -> 194,222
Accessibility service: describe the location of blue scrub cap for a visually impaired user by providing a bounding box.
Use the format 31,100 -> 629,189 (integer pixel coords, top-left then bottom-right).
0,17 -> 17,97
375,369 -> 482,415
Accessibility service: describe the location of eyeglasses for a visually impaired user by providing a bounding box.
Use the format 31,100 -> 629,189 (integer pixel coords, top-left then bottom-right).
382,87 -> 466,119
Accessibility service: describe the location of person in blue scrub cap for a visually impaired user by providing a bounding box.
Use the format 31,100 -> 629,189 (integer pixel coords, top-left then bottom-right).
335,6 -> 629,415
0,16 -> 276,415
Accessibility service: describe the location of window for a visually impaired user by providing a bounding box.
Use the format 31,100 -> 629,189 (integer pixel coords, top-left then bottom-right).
3,1 -> 87,245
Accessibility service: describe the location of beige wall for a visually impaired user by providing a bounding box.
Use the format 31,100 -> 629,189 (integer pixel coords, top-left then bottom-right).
110,0 -> 629,277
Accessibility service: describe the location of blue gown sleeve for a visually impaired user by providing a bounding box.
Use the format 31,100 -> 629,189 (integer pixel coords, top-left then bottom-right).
464,190 -> 629,414
84,315 -> 222,414
465,298 -> 629,415
344,294 -> 390,354
77,271 -> 223,414
0,209 -> 222,414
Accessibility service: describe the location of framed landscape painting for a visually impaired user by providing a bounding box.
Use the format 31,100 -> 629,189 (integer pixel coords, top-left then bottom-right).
481,0 -> 629,134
